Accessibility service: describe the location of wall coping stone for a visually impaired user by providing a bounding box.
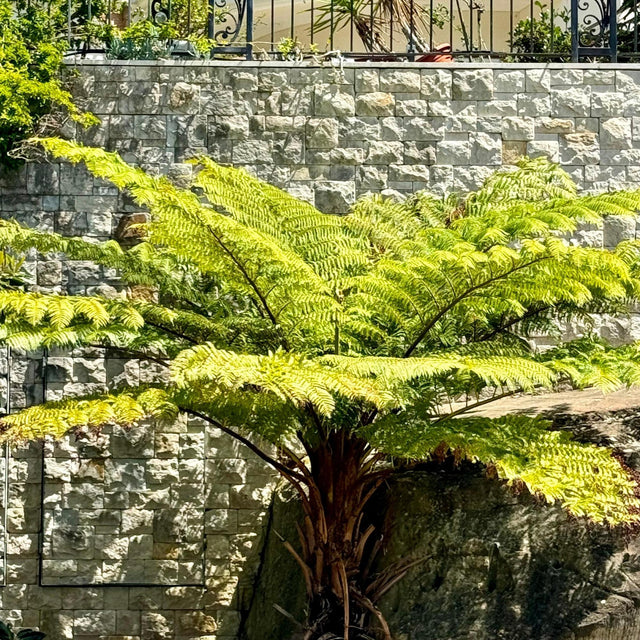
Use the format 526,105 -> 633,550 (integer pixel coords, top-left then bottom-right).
63,56 -> 640,71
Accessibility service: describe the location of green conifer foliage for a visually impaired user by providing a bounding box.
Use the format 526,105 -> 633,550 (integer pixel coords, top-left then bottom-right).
4,139 -> 640,637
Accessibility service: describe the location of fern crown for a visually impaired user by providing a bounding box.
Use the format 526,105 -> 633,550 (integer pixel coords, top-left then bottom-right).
3,139 -> 640,525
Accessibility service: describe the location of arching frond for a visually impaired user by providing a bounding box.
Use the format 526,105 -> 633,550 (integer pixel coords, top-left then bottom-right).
0,387 -> 177,443
171,343 -> 398,416
366,414 -> 639,525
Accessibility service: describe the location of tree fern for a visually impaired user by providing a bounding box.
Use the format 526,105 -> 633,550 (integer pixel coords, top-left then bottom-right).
3,139 -> 640,638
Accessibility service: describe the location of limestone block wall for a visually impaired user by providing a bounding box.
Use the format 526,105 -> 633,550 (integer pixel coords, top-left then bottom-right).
56,60 -> 640,210
2,60 -> 640,639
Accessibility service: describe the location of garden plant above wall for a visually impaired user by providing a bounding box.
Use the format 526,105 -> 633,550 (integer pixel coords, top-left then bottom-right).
0,0 -> 96,167
2,138 -> 640,638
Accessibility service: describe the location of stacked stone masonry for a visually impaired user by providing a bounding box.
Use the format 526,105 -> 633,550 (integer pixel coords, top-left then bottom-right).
2,61 -> 640,638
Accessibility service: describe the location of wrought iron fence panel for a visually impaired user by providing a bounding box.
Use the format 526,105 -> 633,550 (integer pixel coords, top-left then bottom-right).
12,1 -> 635,66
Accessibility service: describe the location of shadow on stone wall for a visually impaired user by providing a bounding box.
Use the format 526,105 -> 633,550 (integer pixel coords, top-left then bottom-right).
239,459 -> 640,640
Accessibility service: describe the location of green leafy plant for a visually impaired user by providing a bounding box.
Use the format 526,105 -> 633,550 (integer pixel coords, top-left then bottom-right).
277,36 -> 303,59
6,139 -> 640,638
0,621 -> 45,640
276,36 -> 319,60
0,0 -> 96,167
106,19 -> 177,59
510,1 -> 571,61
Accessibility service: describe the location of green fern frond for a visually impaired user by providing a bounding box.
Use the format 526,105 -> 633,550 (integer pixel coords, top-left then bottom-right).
366,414 -> 639,524
0,387 -> 178,443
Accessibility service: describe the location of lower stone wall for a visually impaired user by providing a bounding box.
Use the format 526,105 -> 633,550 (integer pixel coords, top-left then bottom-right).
2,425 -> 274,639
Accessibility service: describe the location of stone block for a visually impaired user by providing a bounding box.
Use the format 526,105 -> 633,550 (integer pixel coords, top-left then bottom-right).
527,140 -> 560,163
155,433 -> 180,458
366,141 -> 404,165
526,68 -> 551,92
264,115 -> 304,131
144,559 -> 178,583
62,483 -> 104,509
452,69 -> 493,101
179,459 -> 204,484
330,148 -> 366,166
146,459 -> 179,485
339,116 -> 380,142
37,261 -> 63,287
168,82 -> 200,112
314,181 -> 356,214
355,69 -> 379,93
494,70 -> 525,93
380,69 -> 421,93
478,97 -> 517,117
502,117 -> 535,141
109,115 -> 135,139
560,132 -> 600,165
105,459 -> 146,491
437,141 -> 471,165
75,610 -> 117,636
600,118 -> 633,149
403,117 -> 444,141
591,91 -> 626,117
51,526 -> 94,559
537,118 -> 574,134
395,97 -> 429,116
133,115 -> 167,140
550,69 -> 583,87
162,586 -> 206,610
141,612 -> 174,640
604,215 -> 637,248
470,132 -> 502,165
502,140 -> 527,165
358,166 -> 388,190
552,87 -> 591,117
421,69 -> 452,99
380,117 -> 404,141
111,426 -> 154,459
517,94 -> 551,117
231,70 -> 258,91
121,509 -> 154,534
404,141 -> 436,165
232,140 -> 272,164
355,92 -> 395,116
314,85 -> 355,116
617,70 -> 640,93
388,165 -> 430,183
176,611 -> 217,635
229,484 -> 273,509
305,118 -> 337,150
209,115 -> 250,140
96,535 -> 128,560
584,70 -> 615,85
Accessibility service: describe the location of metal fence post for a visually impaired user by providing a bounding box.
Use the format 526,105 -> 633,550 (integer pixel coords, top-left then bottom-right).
207,0 -> 214,39
246,0 -> 253,59
609,0 -> 618,62
570,0 -> 579,61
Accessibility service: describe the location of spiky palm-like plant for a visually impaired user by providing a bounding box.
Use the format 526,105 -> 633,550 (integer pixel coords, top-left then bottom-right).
4,139 -> 640,637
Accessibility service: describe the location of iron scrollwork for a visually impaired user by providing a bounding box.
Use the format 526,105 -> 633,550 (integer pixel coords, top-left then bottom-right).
151,0 -> 171,24
210,0 -> 247,44
578,0 -> 611,48
571,0 -> 617,59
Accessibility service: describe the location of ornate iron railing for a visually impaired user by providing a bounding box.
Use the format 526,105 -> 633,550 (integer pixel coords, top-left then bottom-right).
58,0 -> 631,61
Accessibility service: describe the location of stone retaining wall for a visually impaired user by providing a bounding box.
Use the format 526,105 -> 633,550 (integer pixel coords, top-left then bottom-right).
60,60 -> 640,211
2,60 -> 640,639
